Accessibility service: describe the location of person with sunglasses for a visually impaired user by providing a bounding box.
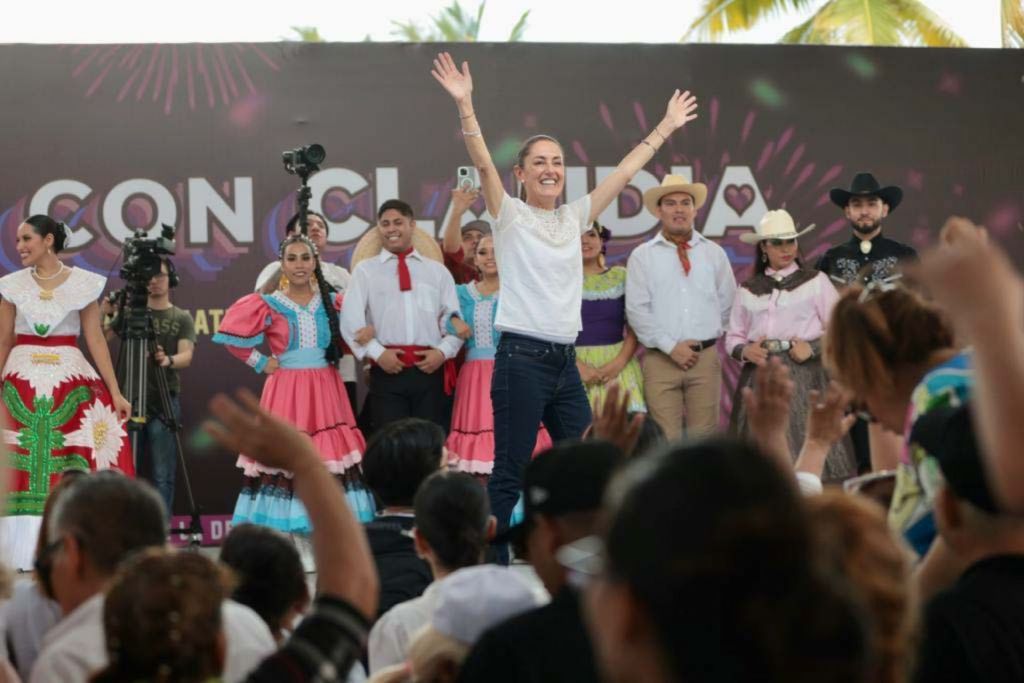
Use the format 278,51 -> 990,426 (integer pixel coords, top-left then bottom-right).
726,210 -> 856,480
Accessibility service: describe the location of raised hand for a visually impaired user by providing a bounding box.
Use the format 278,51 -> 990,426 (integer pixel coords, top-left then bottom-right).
204,389 -> 318,474
662,89 -> 699,133
805,381 -> 855,449
451,187 -> 480,213
741,357 -> 794,471
590,382 -> 644,457
431,52 -> 473,104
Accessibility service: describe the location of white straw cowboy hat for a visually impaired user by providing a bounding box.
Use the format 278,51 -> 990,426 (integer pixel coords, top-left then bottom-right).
643,174 -> 709,217
350,225 -> 444,269
740,209 -> 816,245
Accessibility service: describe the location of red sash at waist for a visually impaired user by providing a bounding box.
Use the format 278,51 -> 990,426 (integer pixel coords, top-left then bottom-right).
16,335 -> 77,347
379,345 -> 457,396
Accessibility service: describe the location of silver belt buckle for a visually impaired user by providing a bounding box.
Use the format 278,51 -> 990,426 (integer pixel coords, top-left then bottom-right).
762,340 -> 792,353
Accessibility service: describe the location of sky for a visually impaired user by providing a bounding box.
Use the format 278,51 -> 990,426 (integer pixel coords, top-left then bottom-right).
0,0 -> 1006,47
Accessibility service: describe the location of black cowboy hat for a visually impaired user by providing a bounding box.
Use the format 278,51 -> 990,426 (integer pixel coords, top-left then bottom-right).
829,172 -> 903,211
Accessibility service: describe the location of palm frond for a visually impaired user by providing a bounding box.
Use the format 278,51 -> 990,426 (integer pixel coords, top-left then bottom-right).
778,0 -> 965,47
289,26 -> 324,42
685,0 -> 815,42
893,0 -> 968,47
508,10 -> 531,41
1003,0 -> 1024,47
390,20 -> 426,42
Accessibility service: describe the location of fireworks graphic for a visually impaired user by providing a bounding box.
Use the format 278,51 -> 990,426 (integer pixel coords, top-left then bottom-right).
62,43 -> 283,116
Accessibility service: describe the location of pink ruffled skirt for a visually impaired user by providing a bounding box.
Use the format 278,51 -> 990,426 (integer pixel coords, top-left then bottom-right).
238,366 -> 365,477
446,359 -> 551,475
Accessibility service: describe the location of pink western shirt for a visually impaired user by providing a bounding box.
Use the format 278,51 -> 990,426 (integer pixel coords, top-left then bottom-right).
725,264 -> 839,355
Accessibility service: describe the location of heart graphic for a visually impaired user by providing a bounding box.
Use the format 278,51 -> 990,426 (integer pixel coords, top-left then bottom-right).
33,323 -> 50,336
724,184 -> 756,217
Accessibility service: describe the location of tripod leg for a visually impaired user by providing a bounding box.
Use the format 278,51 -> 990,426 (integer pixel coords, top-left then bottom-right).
147,333 -> 204,547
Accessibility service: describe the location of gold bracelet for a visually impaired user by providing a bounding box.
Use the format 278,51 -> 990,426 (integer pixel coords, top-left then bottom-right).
462,129 -> 482,137
460,111 -> 476,119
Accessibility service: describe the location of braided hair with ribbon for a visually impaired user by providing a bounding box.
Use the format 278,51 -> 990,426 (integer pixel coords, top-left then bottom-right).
278,233 -> 344,368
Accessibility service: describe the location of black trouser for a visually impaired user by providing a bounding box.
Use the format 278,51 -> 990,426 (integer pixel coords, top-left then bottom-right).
850,416 -> 872,474
369,365 -> 448,434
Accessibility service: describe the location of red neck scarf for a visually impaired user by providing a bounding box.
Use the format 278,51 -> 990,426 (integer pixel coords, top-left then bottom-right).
662,231 -> 692,276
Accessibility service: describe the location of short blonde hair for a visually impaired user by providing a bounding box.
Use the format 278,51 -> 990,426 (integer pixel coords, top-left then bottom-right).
408,625 -> 470,682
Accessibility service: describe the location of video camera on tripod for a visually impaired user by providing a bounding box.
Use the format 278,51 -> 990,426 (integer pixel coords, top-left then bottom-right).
109,224 -> 203,546
108,223 -> 177,339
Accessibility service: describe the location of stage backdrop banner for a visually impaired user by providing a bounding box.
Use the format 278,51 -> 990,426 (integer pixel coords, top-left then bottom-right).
0,42 -> 1020,540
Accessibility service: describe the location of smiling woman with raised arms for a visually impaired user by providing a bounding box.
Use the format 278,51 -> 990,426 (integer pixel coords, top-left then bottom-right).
431,52 -> 698,556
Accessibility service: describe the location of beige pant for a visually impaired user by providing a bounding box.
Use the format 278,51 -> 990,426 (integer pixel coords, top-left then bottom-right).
642,347 -> 722,442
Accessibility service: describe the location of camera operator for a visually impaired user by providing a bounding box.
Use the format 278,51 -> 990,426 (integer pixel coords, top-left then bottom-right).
102,257 -> 195,515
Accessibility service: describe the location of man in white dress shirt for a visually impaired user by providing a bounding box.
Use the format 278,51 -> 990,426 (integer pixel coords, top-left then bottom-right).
254,210 -> 359,408
626,175 -> 737,441
341,200 -> 463,432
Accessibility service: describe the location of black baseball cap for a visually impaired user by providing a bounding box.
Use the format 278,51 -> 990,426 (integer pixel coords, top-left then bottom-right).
910,402 -> 1000,514
496,441 -> 621,545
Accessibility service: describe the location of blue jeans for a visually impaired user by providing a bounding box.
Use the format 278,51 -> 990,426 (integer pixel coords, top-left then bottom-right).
140,395 -> 180,517
489,333 -> 592,554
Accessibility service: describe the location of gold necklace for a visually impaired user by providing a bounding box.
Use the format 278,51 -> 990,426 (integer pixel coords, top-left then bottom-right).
33,263 -> 66,300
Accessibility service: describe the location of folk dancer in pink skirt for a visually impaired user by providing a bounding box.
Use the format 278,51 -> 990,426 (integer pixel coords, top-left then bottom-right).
0,216 -> 133,570
445,235 -> 551,478
213,233 -> 375,529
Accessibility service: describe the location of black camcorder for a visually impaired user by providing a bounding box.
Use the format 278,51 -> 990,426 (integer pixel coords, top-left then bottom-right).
282,143 -> 326,178
121,223 -> 176,285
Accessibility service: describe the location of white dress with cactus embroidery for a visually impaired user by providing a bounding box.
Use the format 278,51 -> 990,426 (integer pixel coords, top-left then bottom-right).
0,267 -> 133,570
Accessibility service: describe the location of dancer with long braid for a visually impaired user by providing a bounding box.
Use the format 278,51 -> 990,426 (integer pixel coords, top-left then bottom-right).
214,233 -> 375,529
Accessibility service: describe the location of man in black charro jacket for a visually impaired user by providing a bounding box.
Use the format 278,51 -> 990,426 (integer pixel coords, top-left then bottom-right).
817,171 -> 917,474
817,172 -> 917,286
